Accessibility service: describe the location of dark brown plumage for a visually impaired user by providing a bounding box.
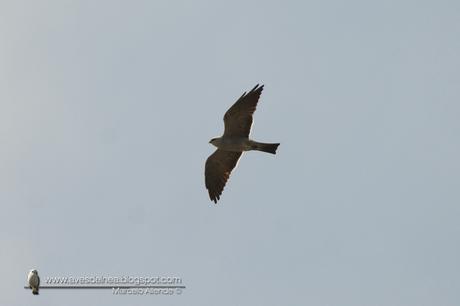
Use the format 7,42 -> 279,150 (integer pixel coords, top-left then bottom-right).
205,150 -> 242,203
205,84 -> 278,203
223,84 -> 263,138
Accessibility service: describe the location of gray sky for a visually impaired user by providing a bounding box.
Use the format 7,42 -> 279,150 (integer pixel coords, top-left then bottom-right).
1,0 -> 459,305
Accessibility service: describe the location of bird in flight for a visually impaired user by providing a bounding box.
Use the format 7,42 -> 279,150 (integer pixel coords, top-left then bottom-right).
205,84 -> 280,203
27,269 -> 40,295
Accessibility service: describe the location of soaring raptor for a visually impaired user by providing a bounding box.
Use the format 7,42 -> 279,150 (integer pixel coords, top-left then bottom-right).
205,84 -> 280,203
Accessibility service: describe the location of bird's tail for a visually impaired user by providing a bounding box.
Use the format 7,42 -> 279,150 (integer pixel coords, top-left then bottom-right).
32,288 -> 39,295
252,142 -> 280,154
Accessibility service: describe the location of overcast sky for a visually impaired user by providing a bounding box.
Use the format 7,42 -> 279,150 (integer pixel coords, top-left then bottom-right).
1,1 -> 459,305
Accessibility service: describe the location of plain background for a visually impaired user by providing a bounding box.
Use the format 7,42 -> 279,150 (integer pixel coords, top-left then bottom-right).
1,1 -> 459,305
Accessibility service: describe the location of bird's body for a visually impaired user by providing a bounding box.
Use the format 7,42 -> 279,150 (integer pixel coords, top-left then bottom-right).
205,84 -> 279,203
27,269 -> 40,295
210,137 -> 279,154
210,136 -> 251,151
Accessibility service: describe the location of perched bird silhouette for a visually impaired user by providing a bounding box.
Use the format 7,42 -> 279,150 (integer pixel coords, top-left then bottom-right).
27,269 -> 40,295
205,84 -> 280,203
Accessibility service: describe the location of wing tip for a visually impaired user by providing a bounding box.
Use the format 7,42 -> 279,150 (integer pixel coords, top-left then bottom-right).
251,83 -> 264,92
209,192 -> 220,204
243,84 -> 264,97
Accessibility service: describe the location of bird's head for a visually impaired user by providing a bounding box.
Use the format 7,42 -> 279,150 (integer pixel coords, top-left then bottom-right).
209,137 -> 219,147
30,269 -> 38,274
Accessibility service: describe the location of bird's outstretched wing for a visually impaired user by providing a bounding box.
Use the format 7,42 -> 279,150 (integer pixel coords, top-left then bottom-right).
205,149 -> 242,203
223,84 -> 264,137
